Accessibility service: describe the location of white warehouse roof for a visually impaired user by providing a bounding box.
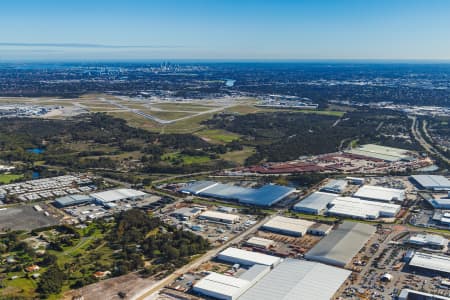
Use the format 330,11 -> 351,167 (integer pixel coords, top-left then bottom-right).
199,210 -> 240,223
354,185 -> 405,202
411,175 -> 450,191
90,188 -> 147,203
238,259 -> 351,300
408,234 -> 448,248
347,144 -> 411,162
193,272 -> 251,300
218,247 -> 281,267
293,192 -> 338,214
409,252 -> 450,274
262,216 -> 314,236
328,196 -> 401,219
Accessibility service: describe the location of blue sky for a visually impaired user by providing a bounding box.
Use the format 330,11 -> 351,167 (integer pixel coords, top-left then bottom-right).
1,0 -> 450,61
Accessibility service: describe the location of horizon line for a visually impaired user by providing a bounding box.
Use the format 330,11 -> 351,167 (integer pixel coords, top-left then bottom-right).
2,58 -> 450,64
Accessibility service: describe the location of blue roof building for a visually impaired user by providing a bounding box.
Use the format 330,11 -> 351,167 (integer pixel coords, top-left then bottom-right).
181,181 -> 295,207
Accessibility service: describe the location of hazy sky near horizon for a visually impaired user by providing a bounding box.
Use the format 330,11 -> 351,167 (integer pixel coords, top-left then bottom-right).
1,0 -> 450,61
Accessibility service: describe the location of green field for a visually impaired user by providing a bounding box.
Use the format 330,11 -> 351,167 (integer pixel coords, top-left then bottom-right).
0,174 -> 23,184
162,152 -> 211,165
196,129 -> 240,144
220,146 -> 255,165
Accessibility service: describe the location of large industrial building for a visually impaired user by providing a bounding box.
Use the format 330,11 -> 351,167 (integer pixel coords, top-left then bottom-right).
90,188 -> 147,205
410,175 -> 450,191
238,259 -> 351,300
217,247 -> 282,267
181,181 -> 296,207
320,179 -> 347,194
409,252 -> 450,275
346,144 -> 413,162
305,221 -> 376,267
261,216 -> 314,237
327,196 -> 401,219
194,258 -> 351,300
193,272 -> 253,300
54,194 -> 93,207
293,192 -> 338,215
353,185 -> 405,202
199,210 -> 240,224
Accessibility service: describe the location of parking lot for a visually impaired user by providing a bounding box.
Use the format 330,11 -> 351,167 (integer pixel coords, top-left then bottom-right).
0,204 -> 61,232
337,226 -> 450,299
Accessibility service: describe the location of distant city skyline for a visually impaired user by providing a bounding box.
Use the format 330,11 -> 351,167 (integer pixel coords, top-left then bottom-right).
1,0 -> 450,61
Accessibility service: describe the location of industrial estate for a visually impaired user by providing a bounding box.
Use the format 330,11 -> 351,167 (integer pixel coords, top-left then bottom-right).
1,59 -> 450,300
1,120 -> 450,300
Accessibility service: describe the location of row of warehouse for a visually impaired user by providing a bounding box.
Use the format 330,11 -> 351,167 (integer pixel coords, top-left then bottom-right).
192,220 -> 377,300
176,175 -> 450,212
294,191 -> 401,220
55,188 -> 148,208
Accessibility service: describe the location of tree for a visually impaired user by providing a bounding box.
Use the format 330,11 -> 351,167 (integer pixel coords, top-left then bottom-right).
39,253 -> 57,267
37,265 -> 65,296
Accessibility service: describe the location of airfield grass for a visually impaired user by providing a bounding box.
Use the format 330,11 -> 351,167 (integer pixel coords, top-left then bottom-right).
141,110 -> 195,120
0,174 -> 24,184
107,111 -> 160,130
158,113 -> 216,134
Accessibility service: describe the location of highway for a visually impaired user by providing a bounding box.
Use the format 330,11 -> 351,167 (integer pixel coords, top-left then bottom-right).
409,115 -> 450,164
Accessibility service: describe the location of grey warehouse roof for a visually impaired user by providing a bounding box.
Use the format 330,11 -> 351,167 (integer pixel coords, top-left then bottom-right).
320,179 -> 347,193
411,175 -> 450,190
238,259 -> 351,300
305,221 -> 376,267
55,194 -> 93,207
293,192 -> 338,213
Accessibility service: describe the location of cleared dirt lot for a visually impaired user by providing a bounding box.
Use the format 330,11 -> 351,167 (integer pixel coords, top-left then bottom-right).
0,205 -> 59,232
63,272 -> 157,300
